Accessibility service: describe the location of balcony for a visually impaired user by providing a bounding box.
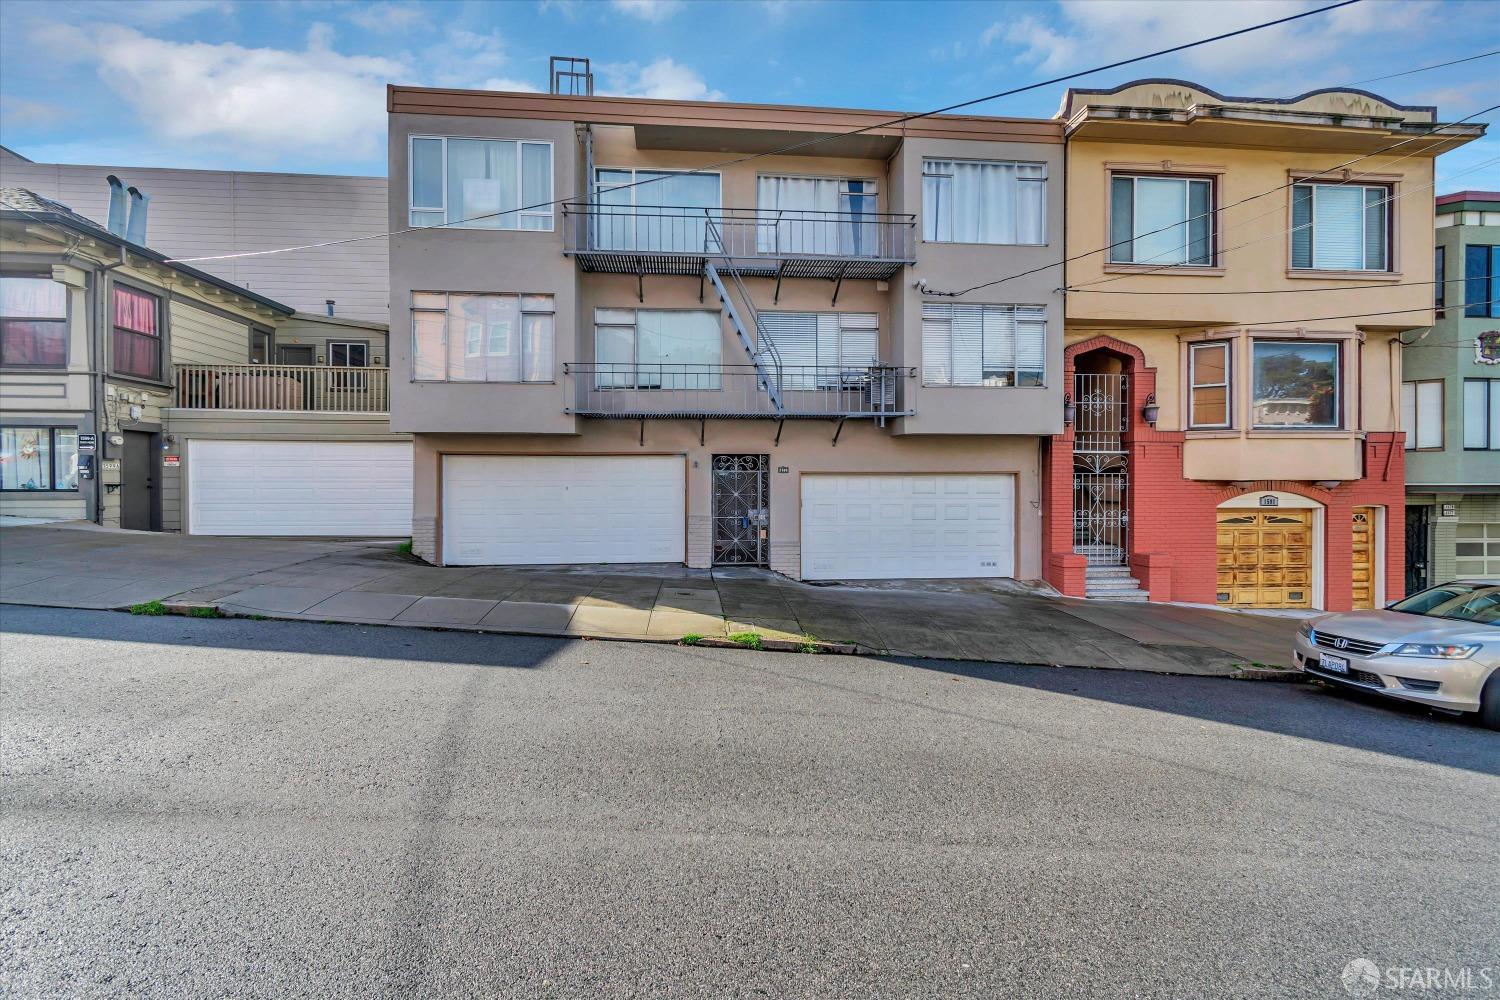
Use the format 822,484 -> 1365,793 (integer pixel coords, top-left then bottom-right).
563,363 -> 913,423
562,204 -> 916,280
174,364 -> 390,413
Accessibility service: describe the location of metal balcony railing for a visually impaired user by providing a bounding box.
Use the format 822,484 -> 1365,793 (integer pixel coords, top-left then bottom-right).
173,364 -> 390,413
564,363 -> 913,420
562,204 -> 916,278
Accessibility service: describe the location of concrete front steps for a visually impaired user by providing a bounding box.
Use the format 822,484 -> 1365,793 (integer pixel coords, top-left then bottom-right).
1084,564 -> 1150,602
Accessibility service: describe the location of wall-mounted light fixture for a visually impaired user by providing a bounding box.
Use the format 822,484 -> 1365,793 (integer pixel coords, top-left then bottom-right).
1062,393 -> 1075,426
1315,480 -> 1342,490
1141,393 -> 1159,427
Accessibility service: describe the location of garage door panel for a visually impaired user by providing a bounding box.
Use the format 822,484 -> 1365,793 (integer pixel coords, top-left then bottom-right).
189,441 -> 413,536
442,456 -> 684,566
801,474 -> 1015,580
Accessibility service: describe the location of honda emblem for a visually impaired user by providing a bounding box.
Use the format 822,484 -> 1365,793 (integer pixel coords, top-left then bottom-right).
1334,637 -> 1348,650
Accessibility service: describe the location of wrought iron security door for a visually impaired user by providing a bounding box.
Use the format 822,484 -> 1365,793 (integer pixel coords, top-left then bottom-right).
712,454 -> 770,565
1405,505 -> 1430,595
1072,372 -> 1129,566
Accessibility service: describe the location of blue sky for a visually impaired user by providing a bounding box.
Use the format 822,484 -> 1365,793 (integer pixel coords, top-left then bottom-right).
0,0 -> 1495,191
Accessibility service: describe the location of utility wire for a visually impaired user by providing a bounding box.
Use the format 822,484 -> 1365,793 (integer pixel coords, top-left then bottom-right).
940,104 -> 1495,297
1347,49 -> 1499,86
165,0 -> 1360,264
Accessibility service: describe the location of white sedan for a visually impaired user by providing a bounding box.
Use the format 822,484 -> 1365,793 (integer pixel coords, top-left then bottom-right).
1292,579 -> 1499,728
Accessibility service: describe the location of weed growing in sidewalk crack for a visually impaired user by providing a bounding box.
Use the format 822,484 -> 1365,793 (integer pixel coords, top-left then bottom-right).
188,607 -> 222,618
129,600 -> 166,616
680,633 -> 703,646
729,631 -> 763,650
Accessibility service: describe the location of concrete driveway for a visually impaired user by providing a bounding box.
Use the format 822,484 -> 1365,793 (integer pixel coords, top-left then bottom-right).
0,523 -> 1300,675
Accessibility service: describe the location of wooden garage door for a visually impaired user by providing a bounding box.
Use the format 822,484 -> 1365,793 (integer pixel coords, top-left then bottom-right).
1216,511 -> 1313,609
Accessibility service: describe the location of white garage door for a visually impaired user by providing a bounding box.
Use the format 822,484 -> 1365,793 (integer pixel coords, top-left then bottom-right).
801,474 -> 1015,580
442,455 -> 684,565
188,440 -> 413,536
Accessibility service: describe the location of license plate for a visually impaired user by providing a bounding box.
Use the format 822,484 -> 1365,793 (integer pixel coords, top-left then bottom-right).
1318,652 -> 1350,674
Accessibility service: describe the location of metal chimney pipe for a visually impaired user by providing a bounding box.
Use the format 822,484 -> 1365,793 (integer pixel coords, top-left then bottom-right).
325,299 -> 335,316
105,175 -> 127,236
125,186 -> 149,244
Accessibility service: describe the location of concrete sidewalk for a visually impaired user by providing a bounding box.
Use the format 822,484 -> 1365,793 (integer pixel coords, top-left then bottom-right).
0,523 -> 1301,676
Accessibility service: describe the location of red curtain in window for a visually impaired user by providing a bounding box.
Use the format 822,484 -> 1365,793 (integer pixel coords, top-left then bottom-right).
113,287 -> 158,334
0,320 -> 67,365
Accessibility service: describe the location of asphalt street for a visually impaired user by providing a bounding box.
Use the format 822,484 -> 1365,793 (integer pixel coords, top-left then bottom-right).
1,606 -> 1496,999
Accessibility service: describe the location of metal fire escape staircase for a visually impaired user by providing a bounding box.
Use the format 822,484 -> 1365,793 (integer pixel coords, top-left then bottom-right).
704,221 -> 784,415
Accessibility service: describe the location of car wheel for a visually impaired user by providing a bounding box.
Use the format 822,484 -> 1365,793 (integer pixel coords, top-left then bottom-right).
1480,672 -> 1500,731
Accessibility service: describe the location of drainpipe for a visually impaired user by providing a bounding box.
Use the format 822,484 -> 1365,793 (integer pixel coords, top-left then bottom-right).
92,245 -> 128,525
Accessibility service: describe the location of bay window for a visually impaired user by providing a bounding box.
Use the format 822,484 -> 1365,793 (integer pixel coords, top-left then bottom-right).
1463,378 -> 1499,450
1109,175 -> 1213,266
921,303 -> 1046,387
1251,340 -> 1340,428
1464,245 -> 1499,318
111,285 -> 161,380
1290,182 -> 1390,271
409,136 -> 553,231
594,309 -> 722,389
595,168 -> 720,252
1,427 -> 78,491
756,312 -> 879,389
1401,380 -> 1444,450
1188,341 -> 1231,428
756,176 -> 879,256
922,159 -> 1045,245
411,292 -> 554,382
0,275 -> 68,366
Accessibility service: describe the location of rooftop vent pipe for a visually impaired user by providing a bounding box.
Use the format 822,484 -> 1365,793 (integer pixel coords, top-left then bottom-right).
326,299 -> 335,316
105,175 -> 127,236
125,186 -> 149,245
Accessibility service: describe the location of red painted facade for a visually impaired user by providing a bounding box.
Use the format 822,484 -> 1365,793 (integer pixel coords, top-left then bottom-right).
1043,336 -> 1407,611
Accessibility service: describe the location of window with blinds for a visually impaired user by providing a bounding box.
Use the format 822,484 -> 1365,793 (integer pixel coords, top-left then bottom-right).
921,303 -> 1045,387
1400,380 -> 1444,450
1291,182 -> 1390,271
756,312 -> 878,389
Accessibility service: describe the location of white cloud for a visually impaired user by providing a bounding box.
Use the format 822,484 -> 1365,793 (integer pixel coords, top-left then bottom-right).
348,2 -> 425,32
32,21 -> 403,162
600,58 -> 724,101
0,96 -> 73,128
109,0 -> 234,26
986,0 -> 1440,86
609,0 -> 684,22
482,77 -> 541,93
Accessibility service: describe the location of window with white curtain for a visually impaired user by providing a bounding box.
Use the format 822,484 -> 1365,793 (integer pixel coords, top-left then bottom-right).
409,136 -> 553,230
1291,182 -> 1390,271
594,309 -> 722,390
756,312 -> 879,388
411,292 -> 554,382
1109,175 -> 1214,266
921,303 -> 1045,387
1401,380 -> 1444,450
756,176 -> 879,256
922,159 -> 1045,245
595,169 -> 721,252
1463,378 -> 1499,450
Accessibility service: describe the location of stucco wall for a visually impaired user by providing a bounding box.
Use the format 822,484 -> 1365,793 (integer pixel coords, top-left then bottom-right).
409,425 -> 1044,580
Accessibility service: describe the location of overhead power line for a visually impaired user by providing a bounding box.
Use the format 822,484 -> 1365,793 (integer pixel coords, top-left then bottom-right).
1347,49 -> 1499,86
165,0 -> 1360,264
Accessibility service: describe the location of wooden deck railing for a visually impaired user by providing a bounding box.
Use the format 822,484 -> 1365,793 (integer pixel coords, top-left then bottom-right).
173,364 -> 390,413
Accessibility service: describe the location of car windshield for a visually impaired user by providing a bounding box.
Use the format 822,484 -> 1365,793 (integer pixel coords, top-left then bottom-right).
1387,583 -> 1500,625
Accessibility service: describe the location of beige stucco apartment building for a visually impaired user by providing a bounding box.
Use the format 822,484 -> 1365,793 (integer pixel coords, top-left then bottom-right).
387,86 -> 1066,579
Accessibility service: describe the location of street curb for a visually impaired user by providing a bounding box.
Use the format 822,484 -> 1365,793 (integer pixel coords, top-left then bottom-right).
97,603 -> 1287,680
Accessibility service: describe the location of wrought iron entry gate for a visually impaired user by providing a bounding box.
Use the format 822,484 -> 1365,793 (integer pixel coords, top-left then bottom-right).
712,454 -> 770,565
1072,372 -> 1129,566
1405,505 -> 1430,595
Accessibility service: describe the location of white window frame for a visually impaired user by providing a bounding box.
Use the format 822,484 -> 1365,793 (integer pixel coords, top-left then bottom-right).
1109,173 -> 1216,267
1400,379 -> 1445,451
1463,378 -> 1500,450
1250,339 -> 1342,430
409,291 -> 555,383
921,303 -> 1047,388
1290,181 -> 1391,272
592,308 -> 723,391
408,135 -> 555,231
757,310 -> 880,388
1188,341 -> 1232,429
921,158 -> 1047,246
